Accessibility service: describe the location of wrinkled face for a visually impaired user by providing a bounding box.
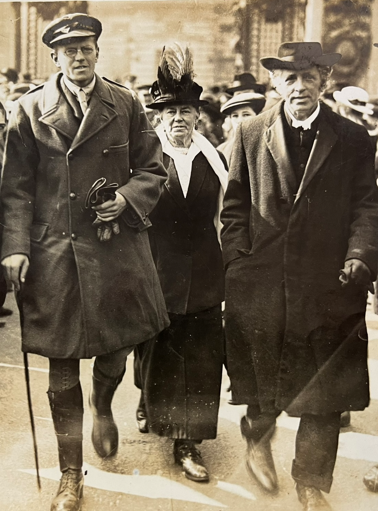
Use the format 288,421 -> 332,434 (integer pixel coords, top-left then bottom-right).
230,105 -> 256,131
274,66 -> 322,120
160,105 -> 199,147
51,36 -> 99,87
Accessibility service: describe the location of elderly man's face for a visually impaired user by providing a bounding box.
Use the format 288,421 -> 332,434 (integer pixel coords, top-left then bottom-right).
274,66 -> 322,120
51,36 -> 98,87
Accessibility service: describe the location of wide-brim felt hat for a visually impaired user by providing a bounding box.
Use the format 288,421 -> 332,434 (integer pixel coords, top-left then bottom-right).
226,73 -> 266,95
42,13 -> 102,48
260,42 -> 341,71
220,92 -> 266,116
333,86 -> 374,115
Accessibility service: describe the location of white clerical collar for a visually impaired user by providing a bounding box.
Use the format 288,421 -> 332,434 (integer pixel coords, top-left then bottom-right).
285,102 -> 320,130
63,74 -> 96,98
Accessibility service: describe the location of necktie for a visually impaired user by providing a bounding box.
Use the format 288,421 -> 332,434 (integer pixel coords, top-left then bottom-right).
77,88 -> 88,115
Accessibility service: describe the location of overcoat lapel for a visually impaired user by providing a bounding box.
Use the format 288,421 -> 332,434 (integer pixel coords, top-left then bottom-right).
70,76 -> 118,151
164,158 -> 190,214
294,114 -> 338,203
39,76 -> 78,141
264,108 -> 297,204
39,73 -> 118,150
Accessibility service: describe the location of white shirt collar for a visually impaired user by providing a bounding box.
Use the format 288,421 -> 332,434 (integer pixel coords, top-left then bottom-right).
285,102 -> 320,130
63,74 -> 96,98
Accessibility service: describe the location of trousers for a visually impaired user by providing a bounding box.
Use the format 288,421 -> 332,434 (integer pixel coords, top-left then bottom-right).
246,405 -> 341,493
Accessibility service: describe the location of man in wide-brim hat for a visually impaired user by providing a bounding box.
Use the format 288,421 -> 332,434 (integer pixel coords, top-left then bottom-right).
221,41 -> 378,510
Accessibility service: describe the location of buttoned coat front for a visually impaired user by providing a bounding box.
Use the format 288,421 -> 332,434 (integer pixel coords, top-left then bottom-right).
0,73 -> 169,358
221,101 -> 378,415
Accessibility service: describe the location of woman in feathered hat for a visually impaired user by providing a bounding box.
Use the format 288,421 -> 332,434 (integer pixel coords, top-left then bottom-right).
135,43 -> 228,482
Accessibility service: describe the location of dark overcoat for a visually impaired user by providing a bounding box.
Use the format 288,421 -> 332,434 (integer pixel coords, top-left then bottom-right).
221,101 -> 378,415
139,151 -> 225,439
0,73 -> 169,358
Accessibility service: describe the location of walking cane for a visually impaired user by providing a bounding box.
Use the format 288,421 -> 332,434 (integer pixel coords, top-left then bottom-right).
23,352 -> 41,490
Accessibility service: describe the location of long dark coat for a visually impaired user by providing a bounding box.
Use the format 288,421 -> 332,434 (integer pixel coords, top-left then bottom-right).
139,151 -> 225,439
221,101 -> 378,416
0,73 -> 169,359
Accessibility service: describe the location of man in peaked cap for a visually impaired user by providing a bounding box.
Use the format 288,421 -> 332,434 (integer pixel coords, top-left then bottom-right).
221,41 -> 378,510
0,12 -> 168,511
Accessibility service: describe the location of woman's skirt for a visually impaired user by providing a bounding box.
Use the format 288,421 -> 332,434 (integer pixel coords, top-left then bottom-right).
138,305 -> 223,440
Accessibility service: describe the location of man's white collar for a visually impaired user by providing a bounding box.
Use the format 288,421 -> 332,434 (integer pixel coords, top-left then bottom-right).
285,102 -> 320,130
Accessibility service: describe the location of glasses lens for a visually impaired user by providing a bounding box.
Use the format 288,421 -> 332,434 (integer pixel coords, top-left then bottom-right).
65,48 -> 77,58
82,47 -> 94,55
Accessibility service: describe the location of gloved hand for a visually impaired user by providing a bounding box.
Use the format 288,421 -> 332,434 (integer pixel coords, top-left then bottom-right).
339,258 -> 374,293
85,178 -> 123,242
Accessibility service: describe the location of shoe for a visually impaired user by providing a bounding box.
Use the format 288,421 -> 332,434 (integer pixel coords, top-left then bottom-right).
241,416 -> 278,493
296,483 -> 332,510
340,411 -> 351,428
174,441 -> 209,482
51,469 -> 83,511
363,465 -> 378,492
89,377 -> 118,458
136,393 -> 149,433
0,306 -> 12,317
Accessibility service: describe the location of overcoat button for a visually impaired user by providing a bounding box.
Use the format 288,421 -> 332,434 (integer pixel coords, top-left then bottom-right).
69,192 -> 77,200
68,153 -> 74,160
103,149 -> 109,156
71,233 -> 77,240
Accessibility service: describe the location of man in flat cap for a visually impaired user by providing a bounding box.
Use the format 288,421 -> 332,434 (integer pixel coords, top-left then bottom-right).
221,42 -> 378,509
0,12 -> 168,511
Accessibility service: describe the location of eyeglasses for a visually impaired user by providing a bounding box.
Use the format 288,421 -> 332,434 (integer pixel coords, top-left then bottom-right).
63,47 -> 95,58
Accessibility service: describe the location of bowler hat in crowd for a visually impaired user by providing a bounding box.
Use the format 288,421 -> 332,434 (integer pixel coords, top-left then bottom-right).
221,92 -> 266,116
42,13 -> 102,48
260,42 -> 341,71
226,73 -> 266,96
333,86 -> 374,116
147,43 -> 208,110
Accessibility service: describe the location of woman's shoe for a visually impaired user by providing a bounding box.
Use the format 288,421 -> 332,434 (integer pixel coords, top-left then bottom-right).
136,393 -> 149,433
174,440 -> 209,482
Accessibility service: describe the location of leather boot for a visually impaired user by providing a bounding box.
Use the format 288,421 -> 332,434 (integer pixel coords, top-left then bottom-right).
89,376 -> 118,458
241,415 -> 278,493
136,391 -> 148,433
174,440 -> 209,482
48,384 -> 84,511
363,464 -> 378,492
296,483 -> 332,510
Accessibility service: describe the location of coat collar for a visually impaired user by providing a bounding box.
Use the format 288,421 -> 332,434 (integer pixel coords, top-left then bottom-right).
39,73 -> 118,150
264,101 -> 338,204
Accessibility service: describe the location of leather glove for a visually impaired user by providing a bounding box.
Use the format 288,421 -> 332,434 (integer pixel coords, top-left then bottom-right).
85,177 -> 120,242
339,258 -> 374,293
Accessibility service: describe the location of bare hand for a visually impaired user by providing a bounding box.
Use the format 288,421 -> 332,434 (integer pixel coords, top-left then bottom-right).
92,192 -> 126,222
1,254 -> 30,291
339,258 -> 374,293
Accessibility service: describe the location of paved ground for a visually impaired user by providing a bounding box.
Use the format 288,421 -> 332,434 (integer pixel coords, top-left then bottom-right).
1,292 -> 378,511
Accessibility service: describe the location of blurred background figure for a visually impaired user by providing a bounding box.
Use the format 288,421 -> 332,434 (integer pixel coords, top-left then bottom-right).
217,72 -> 266,164
4,82 -> 35,119
0,67 -> 19,103
197,90 -> 225,147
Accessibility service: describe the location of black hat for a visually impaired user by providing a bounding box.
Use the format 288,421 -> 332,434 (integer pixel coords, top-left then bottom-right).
0,67 -> 18,83
146,43 -> 208,110
226,73 -> 266,95
260,42 -> 341,71
42,13 -> 102,48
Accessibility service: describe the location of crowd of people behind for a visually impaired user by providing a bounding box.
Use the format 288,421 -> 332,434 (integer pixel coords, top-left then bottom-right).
2,12 -> 378,511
